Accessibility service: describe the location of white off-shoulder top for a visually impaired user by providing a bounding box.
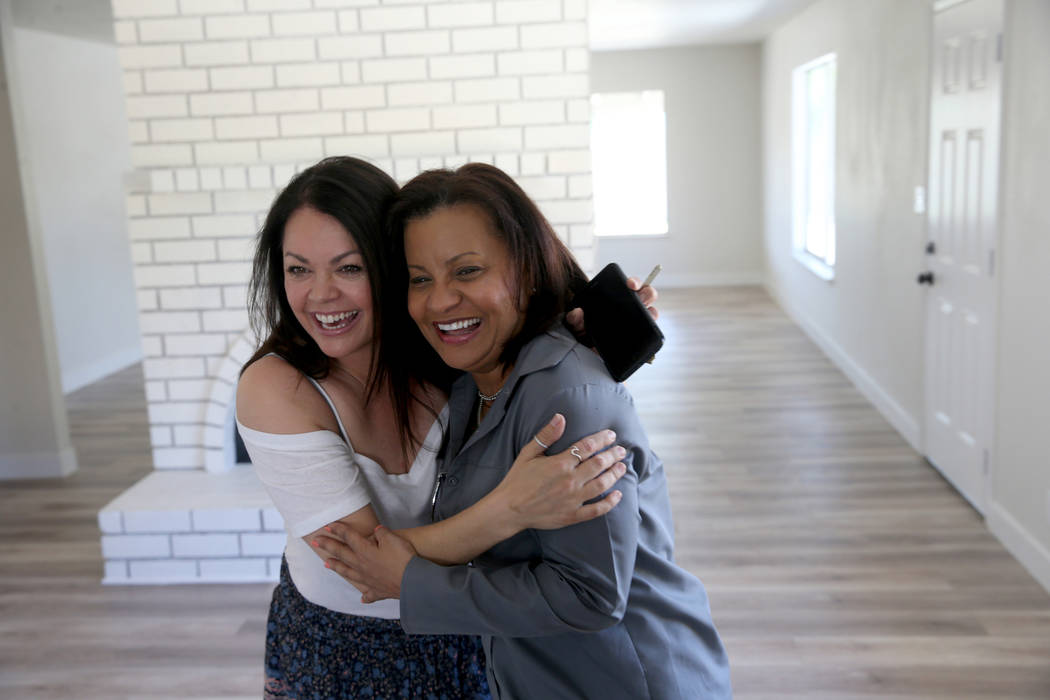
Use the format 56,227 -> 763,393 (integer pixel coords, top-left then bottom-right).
237,371 -> 445,619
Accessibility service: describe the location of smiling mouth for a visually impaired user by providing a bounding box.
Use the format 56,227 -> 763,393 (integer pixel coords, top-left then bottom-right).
435,317 -> 480,338
313,311 -> 358,331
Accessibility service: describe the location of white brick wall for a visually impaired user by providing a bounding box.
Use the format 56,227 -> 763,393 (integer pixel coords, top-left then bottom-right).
113,0 -> 594,479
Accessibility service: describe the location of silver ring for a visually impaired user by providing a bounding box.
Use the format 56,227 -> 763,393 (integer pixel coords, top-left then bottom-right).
533,436 -> 549,450
570,446 -> 583,463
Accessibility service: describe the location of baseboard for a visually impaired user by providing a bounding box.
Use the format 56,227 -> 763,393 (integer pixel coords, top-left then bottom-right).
62,344 -> 143,395
0,447 -> 77,479
656,271 -> 766,288
987,501 -> 1050,596
766,285 -> 922,452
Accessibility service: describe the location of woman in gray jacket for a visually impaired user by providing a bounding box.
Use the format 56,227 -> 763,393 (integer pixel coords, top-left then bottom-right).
317,163 -> 732,699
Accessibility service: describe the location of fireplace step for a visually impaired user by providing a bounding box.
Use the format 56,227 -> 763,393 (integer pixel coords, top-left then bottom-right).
98,468 -> 284,585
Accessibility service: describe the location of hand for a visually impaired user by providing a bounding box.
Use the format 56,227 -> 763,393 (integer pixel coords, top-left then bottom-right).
565,274 -> 660,336
313,523 -> 416,603
492,413 -> 627,532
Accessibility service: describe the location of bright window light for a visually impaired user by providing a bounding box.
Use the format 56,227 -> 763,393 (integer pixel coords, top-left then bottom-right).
590,90 -> 668,237
792,54 -> 837,279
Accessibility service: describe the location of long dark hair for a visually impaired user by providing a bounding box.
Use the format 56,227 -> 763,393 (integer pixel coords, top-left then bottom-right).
385,163 -> 588,373
245,156 -> 397,393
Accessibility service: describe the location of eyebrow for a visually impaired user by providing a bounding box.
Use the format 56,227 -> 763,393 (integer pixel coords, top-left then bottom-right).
406,251 -> 481,271
284,250 -> 360,264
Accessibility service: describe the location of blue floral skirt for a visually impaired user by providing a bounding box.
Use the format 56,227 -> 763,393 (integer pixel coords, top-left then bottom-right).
265,559 -> 490,699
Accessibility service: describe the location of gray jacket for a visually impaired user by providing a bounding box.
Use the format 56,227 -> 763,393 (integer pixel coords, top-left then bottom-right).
401,327 -> 732,699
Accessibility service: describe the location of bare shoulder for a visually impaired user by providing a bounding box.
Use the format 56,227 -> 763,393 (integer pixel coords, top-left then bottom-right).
236,355 -> 335,434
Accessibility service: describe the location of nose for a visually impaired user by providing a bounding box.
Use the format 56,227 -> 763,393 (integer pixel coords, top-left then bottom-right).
308,273 -> 339,303
427,279 -> 460,313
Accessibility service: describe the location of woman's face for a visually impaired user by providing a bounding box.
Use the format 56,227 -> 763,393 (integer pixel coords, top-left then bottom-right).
282,206 -> 373,367
404,203 -> 524,385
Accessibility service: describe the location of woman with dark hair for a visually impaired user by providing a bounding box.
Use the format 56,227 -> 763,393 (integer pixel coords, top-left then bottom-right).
318,163 -> 733,699
236,156 -> 643,699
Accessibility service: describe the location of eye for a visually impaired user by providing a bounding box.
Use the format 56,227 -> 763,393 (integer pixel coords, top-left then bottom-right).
338,263 -> 364,275
285,265 -> 308,276
408,274 -> 431,286
455,265 -> 482,278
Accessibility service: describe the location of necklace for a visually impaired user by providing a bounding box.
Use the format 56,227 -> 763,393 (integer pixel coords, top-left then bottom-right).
476,386 -> 504,427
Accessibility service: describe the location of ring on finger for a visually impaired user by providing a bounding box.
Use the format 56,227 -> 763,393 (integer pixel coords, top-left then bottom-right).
570,445 -> 583,464
534,435 -> 550,450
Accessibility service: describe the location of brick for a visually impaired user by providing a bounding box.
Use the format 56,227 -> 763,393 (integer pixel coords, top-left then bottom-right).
113,21 -> 137,44
217,237 -> 255,260
101,534 -> 171,558
523,74 -> 588,99
272,11 -> 337,36
248,165 -> 273,189
246,0 -> 311,9
430,54 -> 494,79
499,100 -> 564,125
132,144 -> 194,167
149,192 -> 214,216
517,175 -> 566,200
199,558 -> 269,580
210,66 -> 274,90
103,560 -> 130,582
202,425 -> 226,449
569,223 -> 594,247
137,290 -> 159,311
568,174 -> 592,198
160,287 -> 223,309
145,381 -> 167,401
98,510 -> 124,534
565,47 -> 588,72
496,0 -> 561,24
150,426 -> 172,446
134,266 -> 198,289
241,532 -> 287,556
547,148 -> 590,173
494,153 -> 519,175
325,134 -> 388,158
343,111 -> 365,132
365,107 -> 429,133
387,81 -> 451,106
179,0 -> 246,14
153,240 -> 216,264
340,62 -> 361,84
195,142 -> 261,166
190,91 -> 254,116
173,169 -> 198,192
337,10 -> 359,33
198,262 -> 252,285
260,137 -> 324,161
200,168 -> 223,189
151,118 -> 214,142
389,131 -> 455,156
432,104 -> 497,129
140,335 -> 163,356
452,26 -> 516,53
539,199 -> 592,224
139,17 -> 204,43
276,63 -> 341,87
454,77 -> 519,103
525,124 -> 589,150
321,85 -> 385,110
193,508 -> 262,532
275,112 -> 340,137
168,378 -> 217,402
214,116 -> 278,140
497,49 -> 562,75
262,508 -> 285,531
127,195 -> 148,217
166,333 -> 226,359
129,217 -> 190,240
125,95 -> 188,119
112,0 -> 177,18
173,533 -> 240,557
361,57 -> 426,83
318,35 -> 383,60
193,214 -> 257,238
223,285 -> 248,309
152,447 -> 206,469
184,41 -> 250,66
360,6 -> 424,32
314,0 -> 374,6
128,559 -> 199,581
214,190 -> 276,213
150,170 -> 176,193
385,30 -> 450,57
119,44 -> 182,70
203,309 -> 250,331
566,98 -> 589,122
457,127 -> 522,153
223,167 -> 248,189
521,22 -> 587,49
124,71 -> 143,95
564,0 -> 586,20
205,14 -> 271,40
125,509 -> 192,533
427,2 -> 492,28
147,399 -> 209,421
392,157 -> 418,182
250,38 -> 316,63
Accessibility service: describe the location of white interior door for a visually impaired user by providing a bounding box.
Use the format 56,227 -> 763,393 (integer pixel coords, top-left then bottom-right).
922,0 -> 1003,513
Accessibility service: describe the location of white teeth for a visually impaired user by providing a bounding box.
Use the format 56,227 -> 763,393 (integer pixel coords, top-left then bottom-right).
315,311 -> 356,324
437,318 -> 480,332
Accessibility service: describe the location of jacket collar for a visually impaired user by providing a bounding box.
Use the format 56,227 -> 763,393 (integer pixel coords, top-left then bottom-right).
445,326 -> 577,460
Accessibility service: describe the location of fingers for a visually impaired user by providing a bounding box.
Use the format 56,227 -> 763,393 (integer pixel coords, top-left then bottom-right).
566,428 -> 617,465
626,276 -> 659,319
571,490 -> 623,523
524,413 -> 566,458
576,444 -> 626,481
564,307 -> 584,333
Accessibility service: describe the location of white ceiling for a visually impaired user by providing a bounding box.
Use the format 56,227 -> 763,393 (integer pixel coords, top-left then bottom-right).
589,0 -> 818,51
9,0 -> 817,51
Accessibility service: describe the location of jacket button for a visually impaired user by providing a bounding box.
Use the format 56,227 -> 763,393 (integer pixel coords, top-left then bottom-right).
447,475 -> 460,486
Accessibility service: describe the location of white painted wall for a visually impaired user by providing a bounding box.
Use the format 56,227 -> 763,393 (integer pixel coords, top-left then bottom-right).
761,0 -> 929,449
12,27 -> 141,393
986,0 -> 1050,593
591,45 -> 764,287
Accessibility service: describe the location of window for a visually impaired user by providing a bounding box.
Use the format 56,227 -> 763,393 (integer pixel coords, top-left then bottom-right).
590,90 -> 668,237
792,54 -> 837,280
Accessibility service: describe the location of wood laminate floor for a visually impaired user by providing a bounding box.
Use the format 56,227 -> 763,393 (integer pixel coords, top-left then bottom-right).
1,287 -> 1048,699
